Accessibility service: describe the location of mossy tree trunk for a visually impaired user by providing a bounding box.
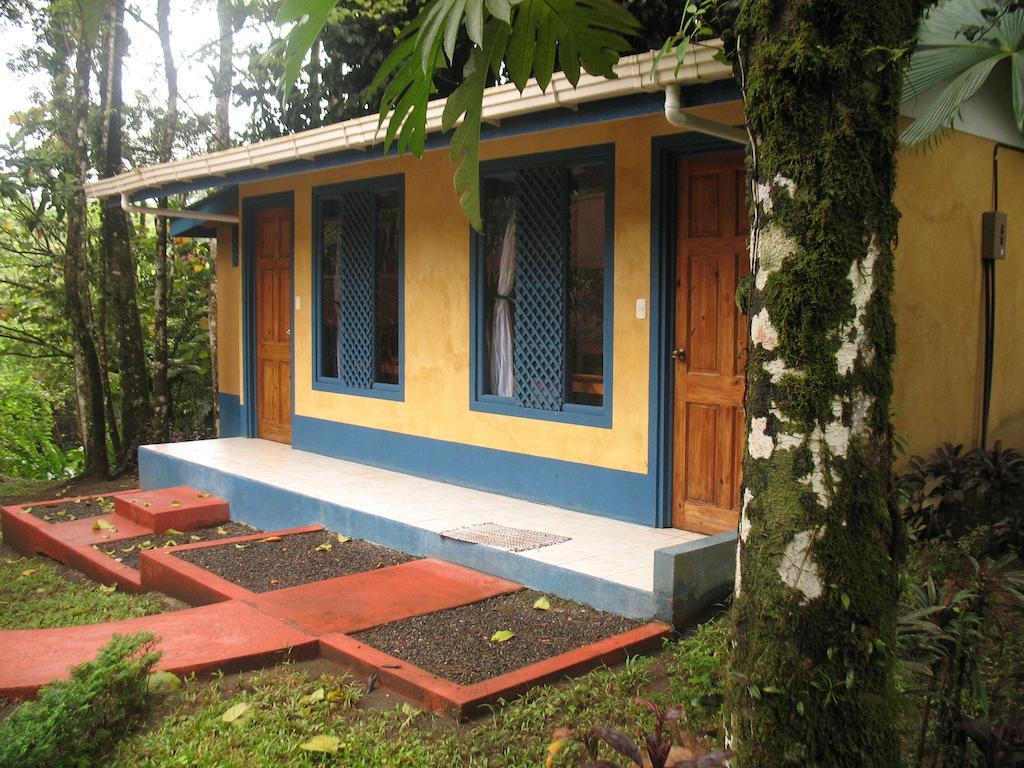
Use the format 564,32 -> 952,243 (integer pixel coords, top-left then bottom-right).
724,1 -> 932,765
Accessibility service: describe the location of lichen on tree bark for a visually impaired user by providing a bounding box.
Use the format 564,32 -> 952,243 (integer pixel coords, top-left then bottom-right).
724,1 -> 932,765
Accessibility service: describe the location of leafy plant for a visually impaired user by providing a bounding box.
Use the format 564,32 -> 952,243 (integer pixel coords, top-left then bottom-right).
898,556 -> 1024,768
547,697 -> 733,768
897,442 -> 1024,554
0,632 -> 161,768
279,0 -> 640,229
901,0 -> 1024,147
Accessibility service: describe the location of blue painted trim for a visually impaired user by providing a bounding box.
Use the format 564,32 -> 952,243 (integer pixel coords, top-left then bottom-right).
126,84 -> 741,201
170,185 -> 239,237
311,174 -> 405,401
469,143 -> 614,428
217,393 -> 242,437
139,444 -> 658,619
241,191 -> 295,439
291,413 -> 656,526
649,133 -> 747,527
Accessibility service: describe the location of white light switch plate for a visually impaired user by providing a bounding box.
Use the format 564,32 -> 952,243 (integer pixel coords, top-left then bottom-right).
635,298 -> 647,320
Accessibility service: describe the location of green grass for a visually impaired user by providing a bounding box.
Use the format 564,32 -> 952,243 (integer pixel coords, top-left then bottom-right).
0,541 -> 166,630
101,623 -> 729,768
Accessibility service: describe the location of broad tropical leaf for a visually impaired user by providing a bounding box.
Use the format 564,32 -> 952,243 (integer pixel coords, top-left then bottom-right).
902,0 -> 1024,146
277,0 -> 338,100
278,0 -> 639,228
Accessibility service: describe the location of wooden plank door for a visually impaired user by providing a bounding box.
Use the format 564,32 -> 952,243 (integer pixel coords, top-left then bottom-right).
672,154 -> 749,533
254,205 -> 292,444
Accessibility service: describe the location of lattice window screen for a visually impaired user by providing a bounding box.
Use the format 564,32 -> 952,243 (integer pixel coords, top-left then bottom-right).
337,190 -> 376,389
513,165 -> 568,411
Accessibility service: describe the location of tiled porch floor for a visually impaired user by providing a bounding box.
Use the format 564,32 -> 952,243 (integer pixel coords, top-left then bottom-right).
144,438 -> 703,593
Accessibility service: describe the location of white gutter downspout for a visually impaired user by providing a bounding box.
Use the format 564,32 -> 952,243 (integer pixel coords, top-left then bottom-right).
120,193 -> 240,224
663,84 -> 748,145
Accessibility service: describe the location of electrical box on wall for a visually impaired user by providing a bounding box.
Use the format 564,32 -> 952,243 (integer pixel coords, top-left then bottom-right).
982,211 -> 1008,261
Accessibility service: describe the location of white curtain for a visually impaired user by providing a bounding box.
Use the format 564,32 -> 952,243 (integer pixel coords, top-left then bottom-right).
490,214 -> 516,397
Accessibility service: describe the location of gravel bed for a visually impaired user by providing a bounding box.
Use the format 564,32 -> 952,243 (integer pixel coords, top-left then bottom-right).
351,590 -> 642,685
173,530 -> 415,592
93,522 -> 259,570
23,497 -> 114,522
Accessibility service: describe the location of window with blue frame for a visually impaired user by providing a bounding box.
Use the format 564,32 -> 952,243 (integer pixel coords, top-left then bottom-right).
314,176 -> 403,397
474,146 -> 613,425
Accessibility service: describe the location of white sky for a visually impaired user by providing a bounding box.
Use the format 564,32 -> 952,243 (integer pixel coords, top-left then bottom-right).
0,1 -> 263,147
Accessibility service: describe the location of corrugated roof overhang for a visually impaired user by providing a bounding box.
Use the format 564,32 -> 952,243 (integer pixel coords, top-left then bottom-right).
85,47 -> 735,202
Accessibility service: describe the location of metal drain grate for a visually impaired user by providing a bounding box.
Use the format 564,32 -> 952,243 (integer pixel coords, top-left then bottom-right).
440,523 -> 570,552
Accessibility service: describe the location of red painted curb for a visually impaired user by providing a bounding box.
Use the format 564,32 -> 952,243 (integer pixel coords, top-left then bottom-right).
138,526 -> 324,605
0,490 -> 141,562
320,621 -> 672,719
114,487 -> 229,533
65,544 -> 143,593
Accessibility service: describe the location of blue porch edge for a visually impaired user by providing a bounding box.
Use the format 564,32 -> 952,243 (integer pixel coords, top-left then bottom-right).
139,443 -> 736,624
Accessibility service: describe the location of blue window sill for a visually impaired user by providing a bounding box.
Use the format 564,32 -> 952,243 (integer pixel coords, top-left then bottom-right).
312,378 -> 404,402
471,394 -> 611,428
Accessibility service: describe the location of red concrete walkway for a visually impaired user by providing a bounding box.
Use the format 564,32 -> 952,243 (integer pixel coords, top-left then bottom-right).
0,558 -> 520,699
0,601 -> 317,699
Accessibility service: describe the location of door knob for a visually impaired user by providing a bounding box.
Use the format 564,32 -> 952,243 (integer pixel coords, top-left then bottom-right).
285,328 -> 291,336
672,347 -> 686,361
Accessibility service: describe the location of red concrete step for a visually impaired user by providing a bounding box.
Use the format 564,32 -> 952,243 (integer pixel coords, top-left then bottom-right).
0,490 -> 141,563
113,487 -> 229,533
250,559 -> 522,635
0,601 -> 318,699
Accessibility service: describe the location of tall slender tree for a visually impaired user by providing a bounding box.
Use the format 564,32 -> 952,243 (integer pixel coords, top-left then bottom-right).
214,0 -> 234,150
153,0 -> 177,442
58,1 -> 107,478
723,3 -> 930,765
100,0 -> 151,463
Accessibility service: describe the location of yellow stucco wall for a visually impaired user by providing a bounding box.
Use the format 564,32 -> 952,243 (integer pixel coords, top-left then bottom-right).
214,223 -> 242,400
219,106 -> 1023,474
893,132 -> 1024,457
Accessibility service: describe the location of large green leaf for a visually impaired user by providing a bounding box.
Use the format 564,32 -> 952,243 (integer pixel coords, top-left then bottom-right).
277,0 -> 337,100
902,0 -> 1024,146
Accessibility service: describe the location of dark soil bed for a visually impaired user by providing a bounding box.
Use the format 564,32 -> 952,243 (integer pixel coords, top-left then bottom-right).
351,590 -> 642,686
173,530 -> 415,592
93,522 -> 258,570
23,496 -> 115,523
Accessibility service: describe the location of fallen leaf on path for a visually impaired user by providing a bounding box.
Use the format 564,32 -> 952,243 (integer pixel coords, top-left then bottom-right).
20,569 -> 38,577
164,528 -> 184,535
533,596 -> 551,611
337,534 -> 351,543
216,526 -> 228,535
170,500 -> 182,508
91,519 -> 117,532
259,536 -> 283,543
491,630 -> 516,643
98,583 -> 117,594
315,543 -> 333,552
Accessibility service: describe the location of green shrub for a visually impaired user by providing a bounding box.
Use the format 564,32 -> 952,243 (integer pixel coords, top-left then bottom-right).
0,361 -> 82,480
0,633 -> 161,768
898,442 -> 1024,555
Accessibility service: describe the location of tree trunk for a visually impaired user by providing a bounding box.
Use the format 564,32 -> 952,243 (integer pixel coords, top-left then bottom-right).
153,0 -> 178,443
214,0 -> 233,151
208,240 -> 219,436
724,2 -> 932,766
61,17 -> 107,479
101,0 -> 151,465
308,36 -> 322,129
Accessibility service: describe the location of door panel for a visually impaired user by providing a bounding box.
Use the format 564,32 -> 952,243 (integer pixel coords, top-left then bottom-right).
254,205 -> 292,444
672,154 -> 749,533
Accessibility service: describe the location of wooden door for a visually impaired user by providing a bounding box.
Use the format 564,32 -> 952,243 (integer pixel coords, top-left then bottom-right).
672,154 -> 749,533
254,205 -> 292,444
